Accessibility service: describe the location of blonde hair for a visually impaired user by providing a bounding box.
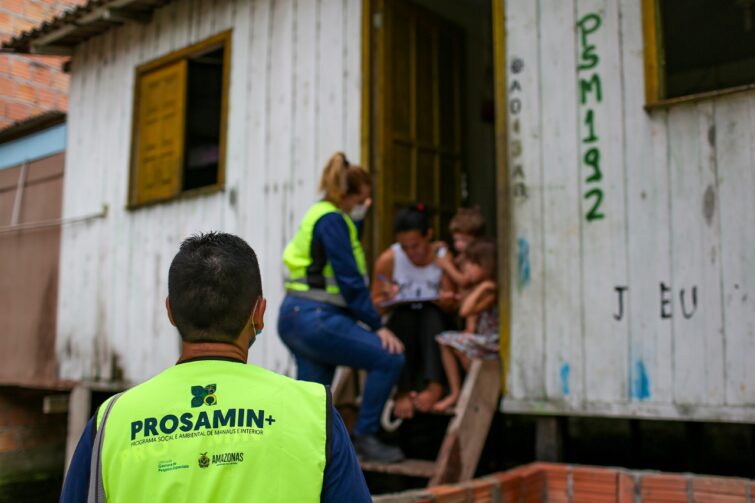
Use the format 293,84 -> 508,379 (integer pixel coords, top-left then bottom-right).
449,206 -> 486,236
319,152 -> 371,203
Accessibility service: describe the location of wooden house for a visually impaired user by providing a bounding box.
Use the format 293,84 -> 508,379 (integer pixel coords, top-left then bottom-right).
3,0 -> 753,449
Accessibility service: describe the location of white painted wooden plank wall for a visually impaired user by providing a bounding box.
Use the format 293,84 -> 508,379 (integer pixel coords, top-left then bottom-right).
505,0 -> 545,402
503,0 -> 755,420
538,0 -> 582,407
56,0 -> 753,422
57,0 -> 362,384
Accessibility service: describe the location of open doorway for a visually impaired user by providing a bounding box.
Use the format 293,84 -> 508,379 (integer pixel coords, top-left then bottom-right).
366,0 -> 497,251
360,1 -> 506,489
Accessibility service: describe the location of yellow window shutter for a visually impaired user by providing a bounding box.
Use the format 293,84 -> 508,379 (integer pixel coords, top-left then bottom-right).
132,60 -> 187,205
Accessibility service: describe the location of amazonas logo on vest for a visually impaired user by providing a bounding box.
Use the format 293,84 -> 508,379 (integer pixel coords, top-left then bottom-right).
191,384 -> 217,407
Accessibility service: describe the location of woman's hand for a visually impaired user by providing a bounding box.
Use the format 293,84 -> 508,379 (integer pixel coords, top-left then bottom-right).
376,327 -> 404,354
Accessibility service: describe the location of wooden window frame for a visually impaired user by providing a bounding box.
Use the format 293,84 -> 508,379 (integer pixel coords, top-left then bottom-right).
128,30 -> 232,209
642,0 -> 755,109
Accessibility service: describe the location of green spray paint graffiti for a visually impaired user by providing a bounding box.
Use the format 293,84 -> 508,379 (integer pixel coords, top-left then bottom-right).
577,13 -> 605,222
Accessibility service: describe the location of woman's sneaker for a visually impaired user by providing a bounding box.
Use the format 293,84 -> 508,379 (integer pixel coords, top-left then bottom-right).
351,434 -> 405,463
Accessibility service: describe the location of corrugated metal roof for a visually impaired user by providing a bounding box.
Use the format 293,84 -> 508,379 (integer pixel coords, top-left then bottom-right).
1,0 -> 171,55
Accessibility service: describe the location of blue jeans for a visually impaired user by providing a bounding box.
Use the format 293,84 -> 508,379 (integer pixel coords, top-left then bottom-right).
278,295 -> 405,436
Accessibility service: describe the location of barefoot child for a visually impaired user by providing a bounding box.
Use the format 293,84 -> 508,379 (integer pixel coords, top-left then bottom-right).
434,238 -> 499,411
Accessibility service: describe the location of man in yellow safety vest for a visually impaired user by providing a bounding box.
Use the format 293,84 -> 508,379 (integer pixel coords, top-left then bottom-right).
60,232 -> 371,502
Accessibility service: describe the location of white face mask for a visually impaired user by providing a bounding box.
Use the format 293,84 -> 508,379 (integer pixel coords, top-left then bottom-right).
349,203 -> 369,222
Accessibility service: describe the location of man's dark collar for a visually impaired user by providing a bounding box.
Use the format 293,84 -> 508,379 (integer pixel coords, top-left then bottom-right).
177,355 -> 246,365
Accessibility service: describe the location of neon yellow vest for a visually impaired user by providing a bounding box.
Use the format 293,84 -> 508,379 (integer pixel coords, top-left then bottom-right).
94,360 -> 328,502
283,200 -> 367,304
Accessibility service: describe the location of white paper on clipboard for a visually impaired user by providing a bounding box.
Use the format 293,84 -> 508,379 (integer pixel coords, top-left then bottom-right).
379,295 -> 440,308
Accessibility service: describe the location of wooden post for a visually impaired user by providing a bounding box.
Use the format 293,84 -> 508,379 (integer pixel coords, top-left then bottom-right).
65,385 -> 91,473
535,416 -> 563,462
430,359 -> 501,486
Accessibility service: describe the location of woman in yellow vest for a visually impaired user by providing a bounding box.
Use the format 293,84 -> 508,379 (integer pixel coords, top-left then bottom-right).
279,152 -> 406,463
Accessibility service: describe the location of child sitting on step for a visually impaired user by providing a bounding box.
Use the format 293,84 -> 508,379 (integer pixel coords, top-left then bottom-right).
434,207 -> 486,290
434,237 -> 499,412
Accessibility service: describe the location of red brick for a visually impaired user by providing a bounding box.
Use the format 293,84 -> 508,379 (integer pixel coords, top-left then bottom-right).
34,55 -> 63,68
521,471 -> 546,503
25,0 -> 49,21
466,478 -> 499,503
2,0 -> 25,15
30,64 -> 52,85
16,82 -> 34,102
0,431 -> 19,451
543,465 -> 570,502
35,86 -> 58,107
56,93 -> 67,110
10,58 -> 31,80
694,495 -> 747,503
0,12 -> 11,30
428,484 -> 468,503
0,76 -> 13,96
0,400 -> 40,428
617,472 -> 636,503
52,70 -> 69,89
493,470 -> 523,502
0,55 -> 11,74
693,476 -> 747,496
6,100 -> 32,121
12,17 -> 36,35
573,466 -> 618,500
639,473 -> 689,503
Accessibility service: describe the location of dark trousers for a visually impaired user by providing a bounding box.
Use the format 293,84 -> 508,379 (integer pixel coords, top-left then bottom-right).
386,302 -> 445,392
278,296 -> 405,436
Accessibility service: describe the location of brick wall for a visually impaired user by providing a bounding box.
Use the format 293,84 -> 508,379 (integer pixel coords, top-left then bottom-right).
0,0 -> 86,128
0,388 -> 68,501
374,463 -> 755,503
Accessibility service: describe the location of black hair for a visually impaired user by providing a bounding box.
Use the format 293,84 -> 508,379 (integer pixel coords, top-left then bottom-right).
168,232 -> 263,343
393,203 -> 431,236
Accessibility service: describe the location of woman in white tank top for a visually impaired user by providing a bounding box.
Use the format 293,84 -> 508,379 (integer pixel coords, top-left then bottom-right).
372,204 -> 457,419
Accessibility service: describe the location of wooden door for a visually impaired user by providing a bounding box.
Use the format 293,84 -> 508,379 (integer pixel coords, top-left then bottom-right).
372,0 -> 464,250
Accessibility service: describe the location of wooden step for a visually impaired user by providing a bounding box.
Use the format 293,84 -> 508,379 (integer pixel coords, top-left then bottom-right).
360,459 -> 437,478
428,406 -> 455,416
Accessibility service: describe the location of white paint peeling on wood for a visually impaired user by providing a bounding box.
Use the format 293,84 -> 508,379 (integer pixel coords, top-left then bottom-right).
717,94 -> 755,407
505,0 -> 546,402
57,0 -> 754,423
57,0 -> 362,384
538,0 -> 582,406
504,0 -> 755,421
